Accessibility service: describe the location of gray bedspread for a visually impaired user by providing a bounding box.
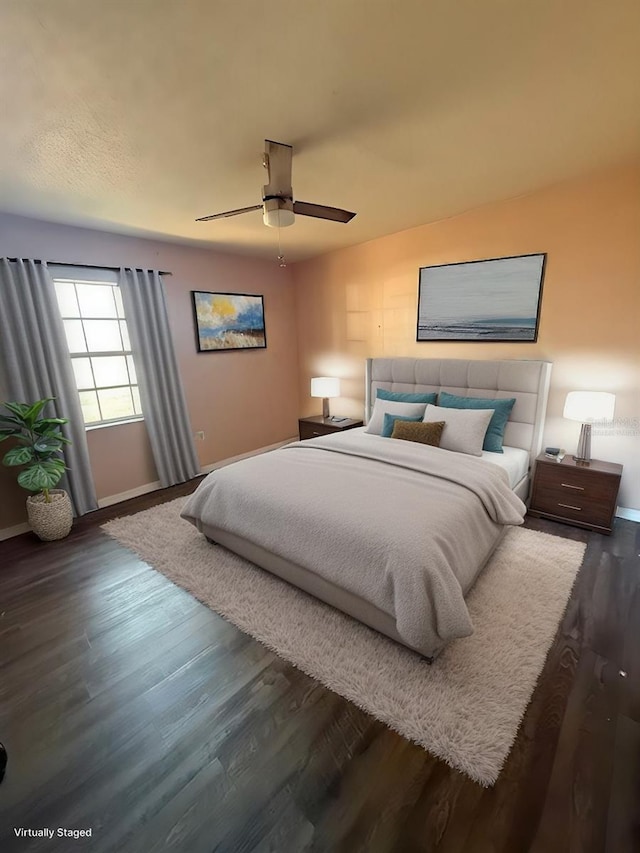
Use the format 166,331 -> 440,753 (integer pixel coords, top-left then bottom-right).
181,431 -> 526,653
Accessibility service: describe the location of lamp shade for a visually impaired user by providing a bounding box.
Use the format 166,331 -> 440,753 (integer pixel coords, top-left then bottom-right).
563,391 -> 615,423
310,377 -> 340,399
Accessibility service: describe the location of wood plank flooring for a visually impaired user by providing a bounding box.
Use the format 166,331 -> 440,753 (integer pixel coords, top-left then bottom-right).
0,481 -> 638,852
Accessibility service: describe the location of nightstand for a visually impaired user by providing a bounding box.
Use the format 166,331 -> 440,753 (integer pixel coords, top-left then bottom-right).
298,415 -> 364,441
528,454 -> 622,534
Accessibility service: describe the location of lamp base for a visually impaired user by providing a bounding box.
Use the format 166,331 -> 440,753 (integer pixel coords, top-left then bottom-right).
573,422 -> 592,464
322,398 -> 330,419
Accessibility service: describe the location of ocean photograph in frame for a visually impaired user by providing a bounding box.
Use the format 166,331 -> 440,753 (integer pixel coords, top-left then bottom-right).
191,291 -> 266,352
416,253 -> 546,342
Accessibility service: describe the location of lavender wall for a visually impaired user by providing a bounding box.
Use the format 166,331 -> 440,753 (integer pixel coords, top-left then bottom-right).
0,213 -> 300,531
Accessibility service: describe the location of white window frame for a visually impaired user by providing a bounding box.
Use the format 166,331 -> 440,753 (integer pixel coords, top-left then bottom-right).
51,266 -> 143,429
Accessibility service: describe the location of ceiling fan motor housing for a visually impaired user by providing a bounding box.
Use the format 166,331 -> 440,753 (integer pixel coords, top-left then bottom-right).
263,197 -> 295,228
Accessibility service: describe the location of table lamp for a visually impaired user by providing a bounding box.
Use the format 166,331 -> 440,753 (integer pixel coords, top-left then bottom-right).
311,376 -> 340,419
563,391 -> 615,464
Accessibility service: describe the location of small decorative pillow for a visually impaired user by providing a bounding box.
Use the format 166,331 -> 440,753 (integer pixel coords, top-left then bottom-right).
365,398 -> 428,436
376,388 -> 437,404
391,420 -> 445,446
422,404 -> 493,456
381,412 -> 424,438
438,391 -> 516,453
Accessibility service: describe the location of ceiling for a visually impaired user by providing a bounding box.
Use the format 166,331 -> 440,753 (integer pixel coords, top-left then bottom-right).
1,0 -> 639,262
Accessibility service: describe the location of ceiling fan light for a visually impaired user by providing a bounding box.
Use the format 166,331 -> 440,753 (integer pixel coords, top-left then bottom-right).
263,198 -> 295,228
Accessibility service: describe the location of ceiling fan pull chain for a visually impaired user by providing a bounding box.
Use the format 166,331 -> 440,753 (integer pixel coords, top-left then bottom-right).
277,222 -> 286,267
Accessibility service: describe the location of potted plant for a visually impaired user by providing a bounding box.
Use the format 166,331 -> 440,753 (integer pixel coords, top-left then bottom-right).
0,398 -> 73,541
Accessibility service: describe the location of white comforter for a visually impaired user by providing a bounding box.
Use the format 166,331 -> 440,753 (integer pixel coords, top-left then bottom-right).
181,432 -> 526,654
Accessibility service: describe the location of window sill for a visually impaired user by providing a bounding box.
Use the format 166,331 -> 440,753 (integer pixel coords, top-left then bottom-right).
85,417 -> 144,432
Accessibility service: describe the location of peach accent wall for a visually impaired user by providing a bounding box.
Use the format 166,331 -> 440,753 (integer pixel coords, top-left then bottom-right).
0,214 -> 299,530
292,162 -> 640,510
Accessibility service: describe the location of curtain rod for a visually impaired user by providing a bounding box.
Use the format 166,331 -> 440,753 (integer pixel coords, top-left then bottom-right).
4,258 -> 172,276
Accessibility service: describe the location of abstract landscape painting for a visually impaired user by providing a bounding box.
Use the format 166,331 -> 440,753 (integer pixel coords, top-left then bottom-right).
417,254 -> 545,342
192,291 -> 266,352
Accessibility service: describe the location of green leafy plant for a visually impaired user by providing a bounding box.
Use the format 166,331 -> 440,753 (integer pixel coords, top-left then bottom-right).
0,398 -> 70,502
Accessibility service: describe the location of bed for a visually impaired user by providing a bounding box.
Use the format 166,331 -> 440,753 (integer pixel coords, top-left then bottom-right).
182,357 -> 552,659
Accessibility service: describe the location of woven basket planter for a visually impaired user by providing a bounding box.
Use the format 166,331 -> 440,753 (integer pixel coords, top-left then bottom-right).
26,490 -> 73,541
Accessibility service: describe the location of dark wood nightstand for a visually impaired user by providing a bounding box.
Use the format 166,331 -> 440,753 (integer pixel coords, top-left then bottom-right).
528,454 -> 622,535
298,415 -> 364,441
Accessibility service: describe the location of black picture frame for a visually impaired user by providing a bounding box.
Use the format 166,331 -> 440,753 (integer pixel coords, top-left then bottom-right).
191,291 -> 267,353
416,253 -> 546,343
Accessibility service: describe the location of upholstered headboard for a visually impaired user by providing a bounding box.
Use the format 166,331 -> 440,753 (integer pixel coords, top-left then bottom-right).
365,358 -> 552,465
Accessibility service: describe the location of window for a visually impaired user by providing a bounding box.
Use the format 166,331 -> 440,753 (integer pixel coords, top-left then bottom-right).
53,274 -> 142,427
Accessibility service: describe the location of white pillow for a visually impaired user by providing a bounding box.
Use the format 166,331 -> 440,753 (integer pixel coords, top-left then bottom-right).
365,399 -> 428,436
422,404 -> 493,456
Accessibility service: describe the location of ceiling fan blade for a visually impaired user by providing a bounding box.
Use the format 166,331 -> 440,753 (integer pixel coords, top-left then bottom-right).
195,205 -> 262,222
293,201 -> 356,223
263,140 -> 293,199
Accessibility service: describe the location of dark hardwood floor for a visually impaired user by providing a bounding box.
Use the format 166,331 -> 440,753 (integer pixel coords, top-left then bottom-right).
0,482 -> 638,853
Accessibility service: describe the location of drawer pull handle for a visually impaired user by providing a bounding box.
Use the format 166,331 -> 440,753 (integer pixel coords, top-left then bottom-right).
312,431 -> 321,436
561,482 -> 585,491
558,502 -> 582,511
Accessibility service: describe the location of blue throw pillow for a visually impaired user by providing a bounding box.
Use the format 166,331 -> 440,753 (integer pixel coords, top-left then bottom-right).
437,391 -> 516,453
381,412 -> 424,438
376,388 -> 437,404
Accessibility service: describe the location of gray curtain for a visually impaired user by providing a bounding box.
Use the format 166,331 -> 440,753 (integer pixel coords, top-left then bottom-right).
119,268 -> 200,486
0,258 -> 98,515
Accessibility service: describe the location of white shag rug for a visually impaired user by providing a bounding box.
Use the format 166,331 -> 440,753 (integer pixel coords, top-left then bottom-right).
102,498 -> 586,786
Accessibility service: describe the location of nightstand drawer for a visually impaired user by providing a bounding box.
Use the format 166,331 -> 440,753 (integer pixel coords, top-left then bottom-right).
529,457 -> 622,533
299,422 -> 338,440
533,462 -> 616,496
531,482 -> 614,527
298,416 -> 364,440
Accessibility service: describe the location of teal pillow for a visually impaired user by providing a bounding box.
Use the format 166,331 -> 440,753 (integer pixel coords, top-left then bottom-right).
381,412 -> 424,438
437,391 -> 516,453
376,388 -> 437,405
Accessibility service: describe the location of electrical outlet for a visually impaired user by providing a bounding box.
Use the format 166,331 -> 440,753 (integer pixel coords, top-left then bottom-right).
195,431 -> 205,441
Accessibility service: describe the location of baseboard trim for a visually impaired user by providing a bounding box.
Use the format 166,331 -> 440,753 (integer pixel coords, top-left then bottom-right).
0,521 -> 31,542
97,481 -> 162,509
200,437 -> 297,475
98,437 -> 298,508
616,506 -> 640,523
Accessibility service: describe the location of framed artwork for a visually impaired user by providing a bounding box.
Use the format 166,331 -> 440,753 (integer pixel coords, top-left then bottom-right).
191,291 -> 266,352
416,253 -> 546,342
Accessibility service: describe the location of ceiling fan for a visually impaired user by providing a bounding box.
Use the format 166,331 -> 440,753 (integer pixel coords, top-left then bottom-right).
196,140 -> 356,229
